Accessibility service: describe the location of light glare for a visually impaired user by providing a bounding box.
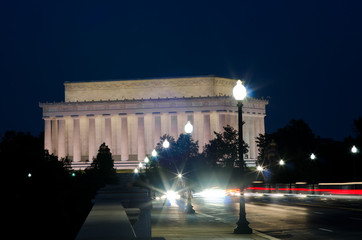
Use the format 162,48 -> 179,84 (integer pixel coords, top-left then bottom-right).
233,80 -> 247,101
163,139 -> 170,148
184,121 -> 193,134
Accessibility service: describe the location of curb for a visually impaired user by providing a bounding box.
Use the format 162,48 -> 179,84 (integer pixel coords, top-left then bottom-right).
253,230 -> 280,240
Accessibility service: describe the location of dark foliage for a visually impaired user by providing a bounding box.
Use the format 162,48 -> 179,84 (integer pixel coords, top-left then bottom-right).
2,131 -> 100,240
86,142 -> 118,185
203,125 -> 249,169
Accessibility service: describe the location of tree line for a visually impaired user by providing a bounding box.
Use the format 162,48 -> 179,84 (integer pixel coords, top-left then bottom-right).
3,116 -> 361,238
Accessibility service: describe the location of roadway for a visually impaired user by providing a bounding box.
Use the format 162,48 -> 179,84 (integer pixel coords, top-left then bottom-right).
191,193 -> 362,239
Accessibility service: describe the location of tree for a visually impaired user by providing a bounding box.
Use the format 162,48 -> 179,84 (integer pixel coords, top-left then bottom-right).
255,133 -> 271,166
87,143 -> 117,184
155,134 -> 199,174
267,119 -> 317,183
203,125 -> 249,168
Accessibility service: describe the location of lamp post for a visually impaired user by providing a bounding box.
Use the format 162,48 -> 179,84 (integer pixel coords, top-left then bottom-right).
233,80 -> 252,234
184,121 -> 195,214
351,145 -> 359,180
151,149 -> 158,158
144,156 -> 149,173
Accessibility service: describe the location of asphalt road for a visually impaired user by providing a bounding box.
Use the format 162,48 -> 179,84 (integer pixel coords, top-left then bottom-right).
191,194 -> 362,239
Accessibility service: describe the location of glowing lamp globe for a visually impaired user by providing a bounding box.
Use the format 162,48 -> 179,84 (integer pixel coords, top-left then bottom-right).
144,156 -> 149,163
351,145 -> 358,154
163,139 -> 170,148
151,149 -> 157,157
184,121 -> 193,134
233,80 -> 247,101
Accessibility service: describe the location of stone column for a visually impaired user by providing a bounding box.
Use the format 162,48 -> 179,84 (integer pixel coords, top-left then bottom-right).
161,113 -> 168,136
57,117 -> 66,159
121,116 -> 129,161
144,114 -> 153,154
203,113 -> 211,147
73,116 -> 81,162
170,114 -> 178,139
218,113 -> 225,132
249,117 -> 256,160
154,115 -> 161,146
194,112 -> 203,150
137,115 -> 145,161
104,115 -> 112,152
44,118 -> 52,153
51,118 -> 58,155
244,116 -> 250,159
88,116 -> 96,161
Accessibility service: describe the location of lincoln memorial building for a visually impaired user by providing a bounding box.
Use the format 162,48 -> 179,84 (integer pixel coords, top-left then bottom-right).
39,76 -> 268,168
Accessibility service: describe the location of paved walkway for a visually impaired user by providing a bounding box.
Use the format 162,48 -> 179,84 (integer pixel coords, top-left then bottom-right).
150,201 -> 278,240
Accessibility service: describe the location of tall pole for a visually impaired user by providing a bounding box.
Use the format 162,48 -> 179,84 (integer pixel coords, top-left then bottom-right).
234,101 -> 252,234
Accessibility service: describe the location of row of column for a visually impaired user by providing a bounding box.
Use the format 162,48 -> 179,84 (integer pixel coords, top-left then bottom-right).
44,111 -> 264,162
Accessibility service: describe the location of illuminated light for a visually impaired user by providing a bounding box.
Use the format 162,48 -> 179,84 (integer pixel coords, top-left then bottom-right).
256,165 -> 263,171
165,190 -> 180,205
28,173 -> 32,178
144,156 -> 149,163
310,153 -> 316,160
279,159 -> 285,165
134,168 -> 139,174
72,172 -> 76,177
247,187 -> 276,191
318,182 -> 362,185
184,121 -> 193,134
297,194 -> 308,198
155,196 -> 161,200
177,173 -> 182,179
198,188 -> 226,198
151,149 -> 157,157
351,145 -> 358,154
163,139 -> 170,148
233,80 -> 247,101
139,162 -> 143,168
271,193 -> 285,197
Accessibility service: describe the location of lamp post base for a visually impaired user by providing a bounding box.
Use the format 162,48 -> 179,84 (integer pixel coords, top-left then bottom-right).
185,203 -> 195,214
234,221 -> 252,234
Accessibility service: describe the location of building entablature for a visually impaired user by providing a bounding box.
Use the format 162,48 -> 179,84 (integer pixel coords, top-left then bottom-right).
39,96 -> 268,118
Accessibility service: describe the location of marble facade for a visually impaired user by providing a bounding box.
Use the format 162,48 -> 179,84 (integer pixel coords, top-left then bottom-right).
40,76 -> 268,167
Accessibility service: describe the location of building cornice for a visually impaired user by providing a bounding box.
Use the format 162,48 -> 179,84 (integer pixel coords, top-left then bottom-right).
39,96 -> 268,118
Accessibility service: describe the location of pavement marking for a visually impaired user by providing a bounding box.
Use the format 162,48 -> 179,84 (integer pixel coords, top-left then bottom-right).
318,228 -> 333,232
349,217 -> 362,221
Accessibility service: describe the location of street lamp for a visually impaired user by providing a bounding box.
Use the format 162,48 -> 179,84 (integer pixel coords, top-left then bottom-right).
184,121 -> 195,213
351,145 -> 358,154
163,139 -> 170,149
310,153 -> 316,160
351,145 -> 359,180
151,149 -> 158,157
184,121 -> 193,134
233,80 -> 252,234
144,156 -> 149,172
279,159 -> 285,166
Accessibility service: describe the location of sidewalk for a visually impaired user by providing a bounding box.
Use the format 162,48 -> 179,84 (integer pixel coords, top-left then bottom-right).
150,201 -> 278,240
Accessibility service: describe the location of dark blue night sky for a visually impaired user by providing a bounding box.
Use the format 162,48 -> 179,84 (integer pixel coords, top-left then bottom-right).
1,1 -> 362,140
